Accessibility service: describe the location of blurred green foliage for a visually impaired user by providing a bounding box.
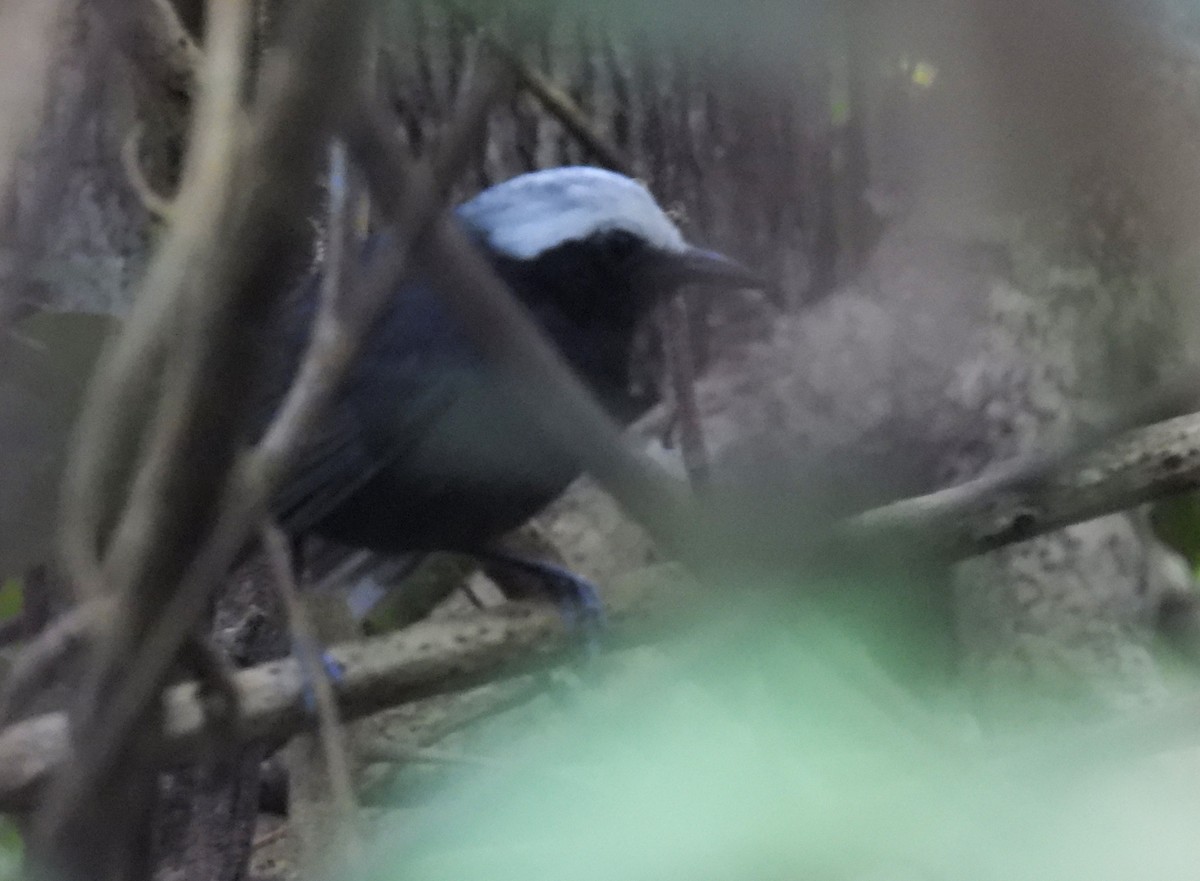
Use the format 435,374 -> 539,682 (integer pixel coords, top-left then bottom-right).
0,579 -> 22,622
1152,492 -> 1200,574
0,311 -> 116,578
343,592 -> 1200,881
0,817 -> 21,881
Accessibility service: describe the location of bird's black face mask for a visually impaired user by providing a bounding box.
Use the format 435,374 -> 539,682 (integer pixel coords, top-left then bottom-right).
500,228 -> 761,327
590,229 -> 763,307
483,225 -> 763,423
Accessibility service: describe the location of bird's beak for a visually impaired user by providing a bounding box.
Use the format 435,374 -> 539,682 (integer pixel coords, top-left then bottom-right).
672,246 -> 766,291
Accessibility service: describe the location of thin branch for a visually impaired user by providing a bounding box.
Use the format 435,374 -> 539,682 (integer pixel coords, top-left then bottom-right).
121,121 -> 175,221
5,551 -> 1200,811
33,0 -> 262,862
356,741 -> 600,799
322,139 -> 354,312
444,2 -> 631,174
58,0 -> 255,606
0,598 -> 109,727
371,675 -> 547,754
37,1 -> 373,872
254,38 -> 511,493
0,566 -> 690,811
26,26 -> 510,877
95,0 -> 201,100
252,823 -> 289,852
261,524 -> 360,851
880,370 -> 1200,528
358,741 -> 513,768
64,30 -> 519,795
658,296 -> 709,483
48,392 -> 1200,848
850,408 -> 1200,560
492,36 -> 633,173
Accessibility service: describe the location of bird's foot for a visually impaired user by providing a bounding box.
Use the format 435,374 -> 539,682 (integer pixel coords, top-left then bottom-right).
478,551 -> 606,655
294,637 -> 346,715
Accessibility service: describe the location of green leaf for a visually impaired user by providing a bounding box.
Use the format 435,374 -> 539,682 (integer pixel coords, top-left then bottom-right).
0,579 -> 22,622
830,98 -> 850,127
1151,491 -> 1200,573
0,816 -> 23,881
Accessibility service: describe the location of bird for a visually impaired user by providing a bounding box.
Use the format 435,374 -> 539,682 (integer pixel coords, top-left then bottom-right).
258,166 -> 762,615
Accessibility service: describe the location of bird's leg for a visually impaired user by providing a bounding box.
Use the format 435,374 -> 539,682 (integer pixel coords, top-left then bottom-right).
295,634 -> 347,715
291,537 -> 349,712
475,549 -> 606,650
260,528 -> 350,715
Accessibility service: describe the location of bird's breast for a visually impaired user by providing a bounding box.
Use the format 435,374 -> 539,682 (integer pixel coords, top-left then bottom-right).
316,374 -> 583,552
269,258 -> 647,556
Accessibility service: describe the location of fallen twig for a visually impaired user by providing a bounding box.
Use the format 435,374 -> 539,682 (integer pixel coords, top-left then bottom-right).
0,565 -> 690,811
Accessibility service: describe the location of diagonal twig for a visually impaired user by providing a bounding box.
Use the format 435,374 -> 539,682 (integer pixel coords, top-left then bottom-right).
0,562 -> 695,811
77,29 -> 521,794
35,3 -> 372,875
262,524 -> 361,855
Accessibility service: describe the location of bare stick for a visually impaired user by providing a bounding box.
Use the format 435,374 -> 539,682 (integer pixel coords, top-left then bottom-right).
261,524 -> 361,851
6,554 -> 1200,810
31,23 -> 510,873
496,40 -> 632,172
0,563 -> 690,811
255,39 -> 511,494
850,408 -> 1200,560
252,823 -> 289,851
36,3 -> 373,872
658,296 -> 709,483
120,121 -> 175,221
445,2 -> 631,174
80,27 -> 519,773
0,598 -> 111,727
58,0 -> 254,604
102,0 -> 201,99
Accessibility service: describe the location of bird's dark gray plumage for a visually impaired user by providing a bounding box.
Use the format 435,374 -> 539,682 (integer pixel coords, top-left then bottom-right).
261,166 -> 759,557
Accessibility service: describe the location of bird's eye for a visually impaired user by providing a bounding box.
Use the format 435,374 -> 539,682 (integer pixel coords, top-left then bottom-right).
600,230 -> 642,261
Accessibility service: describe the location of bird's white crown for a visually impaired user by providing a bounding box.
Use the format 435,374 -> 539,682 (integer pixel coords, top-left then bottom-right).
456,166 -> 687,260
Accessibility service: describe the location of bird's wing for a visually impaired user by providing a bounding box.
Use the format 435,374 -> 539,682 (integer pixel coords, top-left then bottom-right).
261,272 -> 478,536
269,400 -> 383,534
